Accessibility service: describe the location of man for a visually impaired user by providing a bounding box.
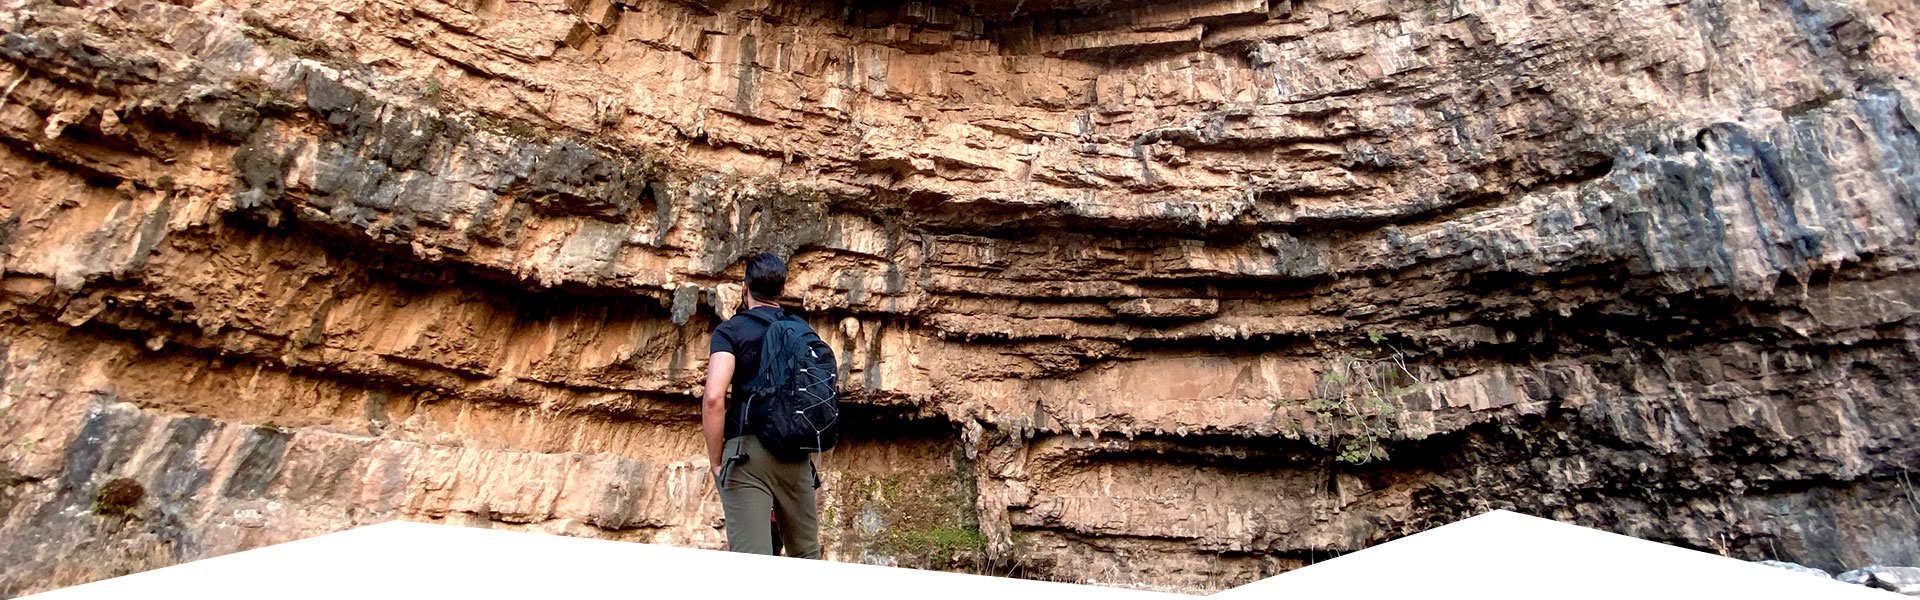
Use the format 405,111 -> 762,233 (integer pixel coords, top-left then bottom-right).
703,253 -> 821,558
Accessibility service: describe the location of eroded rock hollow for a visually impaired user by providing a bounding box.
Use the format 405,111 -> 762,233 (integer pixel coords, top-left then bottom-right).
1,0 -> 1917,594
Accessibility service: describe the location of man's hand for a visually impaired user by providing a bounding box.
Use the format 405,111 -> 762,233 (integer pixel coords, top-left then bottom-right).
703,352 -> 736,479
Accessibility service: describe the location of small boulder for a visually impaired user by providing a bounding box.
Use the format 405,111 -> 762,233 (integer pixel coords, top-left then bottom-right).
1837,566 -> 1920,595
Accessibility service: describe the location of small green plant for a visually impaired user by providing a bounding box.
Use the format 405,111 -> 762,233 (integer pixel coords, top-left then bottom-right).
878,474 -> 904,503
91,478 -> 145,517
1278,331 -> 1430,464
888,525 -> 986,567
1900,467 -> 1918,518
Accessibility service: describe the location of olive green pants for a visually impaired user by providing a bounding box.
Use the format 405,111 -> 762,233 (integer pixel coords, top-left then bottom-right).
716,435 -> 820,558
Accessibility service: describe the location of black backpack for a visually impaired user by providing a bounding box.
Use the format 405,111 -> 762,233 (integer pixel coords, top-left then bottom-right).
739,311 -> 840,460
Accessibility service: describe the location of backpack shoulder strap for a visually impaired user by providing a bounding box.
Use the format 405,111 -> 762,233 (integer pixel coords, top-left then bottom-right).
745,310 -> 797,391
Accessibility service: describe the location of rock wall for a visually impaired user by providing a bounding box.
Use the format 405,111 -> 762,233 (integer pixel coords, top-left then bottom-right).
1,0 -> 1918,594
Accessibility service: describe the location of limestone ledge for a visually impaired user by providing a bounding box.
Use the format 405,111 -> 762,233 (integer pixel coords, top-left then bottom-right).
0,0 -> 1917,593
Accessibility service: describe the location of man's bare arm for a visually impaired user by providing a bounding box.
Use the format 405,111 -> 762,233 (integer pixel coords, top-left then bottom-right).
702,352 -> 736,475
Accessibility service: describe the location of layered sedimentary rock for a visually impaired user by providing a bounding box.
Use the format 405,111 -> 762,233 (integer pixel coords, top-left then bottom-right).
1,0 -> 1917,594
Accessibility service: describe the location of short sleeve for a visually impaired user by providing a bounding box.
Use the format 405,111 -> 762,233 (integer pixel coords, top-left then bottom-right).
709,321 -> 737,355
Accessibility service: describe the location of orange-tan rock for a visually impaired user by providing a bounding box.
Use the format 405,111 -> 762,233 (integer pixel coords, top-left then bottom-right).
1,0 -> 1918,594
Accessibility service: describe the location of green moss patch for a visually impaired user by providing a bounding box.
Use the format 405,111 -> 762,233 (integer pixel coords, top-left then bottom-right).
831,461 -> 987,571
886,524 -> 987,567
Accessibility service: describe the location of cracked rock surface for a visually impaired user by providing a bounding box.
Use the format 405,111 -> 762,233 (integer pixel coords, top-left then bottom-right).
0,0 -> 1917,594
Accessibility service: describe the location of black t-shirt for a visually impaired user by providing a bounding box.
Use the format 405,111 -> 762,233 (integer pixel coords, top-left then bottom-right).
709,306 -> 785,439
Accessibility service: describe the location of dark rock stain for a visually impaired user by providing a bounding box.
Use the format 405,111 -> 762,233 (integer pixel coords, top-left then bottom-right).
58,402 -> 151,494
221,426 -> 291,500
148,417 -> 214,504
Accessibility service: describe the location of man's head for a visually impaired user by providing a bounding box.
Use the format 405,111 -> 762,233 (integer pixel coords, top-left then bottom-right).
744,253 -> 787,303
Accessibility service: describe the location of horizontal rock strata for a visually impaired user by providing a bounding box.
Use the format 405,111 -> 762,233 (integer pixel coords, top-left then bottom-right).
1,0 -> 1917,594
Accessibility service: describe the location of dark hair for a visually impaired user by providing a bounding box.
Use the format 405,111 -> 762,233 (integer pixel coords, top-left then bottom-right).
744,253 -> 787,302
